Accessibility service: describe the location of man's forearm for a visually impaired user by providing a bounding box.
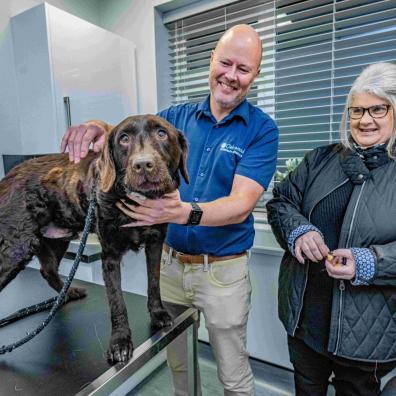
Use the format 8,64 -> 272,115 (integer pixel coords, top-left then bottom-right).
180,195 -> 256,227
177,175 -> 262,227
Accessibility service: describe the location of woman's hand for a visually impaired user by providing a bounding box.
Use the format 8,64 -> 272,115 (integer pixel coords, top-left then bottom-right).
324,248 -> 356,280
294,231 -> 330,264
116,190 -> 190,227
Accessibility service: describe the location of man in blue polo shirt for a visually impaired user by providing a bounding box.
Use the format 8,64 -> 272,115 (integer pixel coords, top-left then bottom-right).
61,24 -> 278,396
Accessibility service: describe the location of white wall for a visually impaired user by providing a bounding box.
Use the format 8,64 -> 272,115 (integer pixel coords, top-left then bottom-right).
98,0 -> 167,114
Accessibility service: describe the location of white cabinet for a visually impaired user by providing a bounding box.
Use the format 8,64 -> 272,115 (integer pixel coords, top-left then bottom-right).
0,3 -> 138,155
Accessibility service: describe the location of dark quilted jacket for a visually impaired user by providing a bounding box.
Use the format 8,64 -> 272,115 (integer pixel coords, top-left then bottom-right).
267,143 -> 396,362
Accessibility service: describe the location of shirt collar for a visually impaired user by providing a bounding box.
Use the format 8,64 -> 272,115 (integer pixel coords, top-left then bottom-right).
195,95 -> 249,125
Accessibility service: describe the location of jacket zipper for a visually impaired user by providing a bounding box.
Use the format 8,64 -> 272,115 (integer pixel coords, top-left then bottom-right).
334,180 -> 366,354
292,178 -> 349,335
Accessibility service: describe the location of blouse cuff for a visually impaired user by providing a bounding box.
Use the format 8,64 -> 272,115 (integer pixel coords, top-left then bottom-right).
350,247 -> 376,286
287,224 -> 323,256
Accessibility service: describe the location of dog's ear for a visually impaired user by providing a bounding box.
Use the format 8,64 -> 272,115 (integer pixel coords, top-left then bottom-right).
96,130 -> 116,192
177,130 -> 189,184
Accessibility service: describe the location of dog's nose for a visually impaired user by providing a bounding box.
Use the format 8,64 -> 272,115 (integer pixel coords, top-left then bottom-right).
132,156 -> 155,173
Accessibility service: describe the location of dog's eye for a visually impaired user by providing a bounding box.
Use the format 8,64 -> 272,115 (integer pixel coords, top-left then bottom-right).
119,133 -> 130,145
157,130 -> 168,140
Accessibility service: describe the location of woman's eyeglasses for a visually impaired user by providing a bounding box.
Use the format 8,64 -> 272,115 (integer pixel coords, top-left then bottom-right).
348,104 -> 391,119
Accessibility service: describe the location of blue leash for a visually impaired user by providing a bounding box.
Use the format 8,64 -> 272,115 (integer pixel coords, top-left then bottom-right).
0,193 -> 96,354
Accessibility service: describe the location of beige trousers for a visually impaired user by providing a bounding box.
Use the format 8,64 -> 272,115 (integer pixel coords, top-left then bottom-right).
160,248 -> 254,396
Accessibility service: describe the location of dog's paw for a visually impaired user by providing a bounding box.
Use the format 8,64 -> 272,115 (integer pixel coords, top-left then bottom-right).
107,336 -> 133,364
150,308 -> 173,328
67,287 -> 87,300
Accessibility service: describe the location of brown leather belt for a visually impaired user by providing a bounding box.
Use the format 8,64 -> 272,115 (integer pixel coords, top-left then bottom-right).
163,244 -> 247,265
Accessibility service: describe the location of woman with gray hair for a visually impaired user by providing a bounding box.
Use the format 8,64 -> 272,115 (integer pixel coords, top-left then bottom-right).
266,62 -> 396,395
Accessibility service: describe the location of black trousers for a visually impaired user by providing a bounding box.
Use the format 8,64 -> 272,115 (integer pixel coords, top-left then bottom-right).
288,336 -> 396,396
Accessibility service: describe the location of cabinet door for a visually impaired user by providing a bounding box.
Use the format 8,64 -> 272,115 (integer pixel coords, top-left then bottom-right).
9,4 -> 58,155
47,5 -> 138,143
3,4 -> 138,155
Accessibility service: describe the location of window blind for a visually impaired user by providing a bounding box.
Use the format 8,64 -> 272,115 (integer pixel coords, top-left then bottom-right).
276,0 -> 396,167
165,0 -> 396,209
167,0 -> 276,110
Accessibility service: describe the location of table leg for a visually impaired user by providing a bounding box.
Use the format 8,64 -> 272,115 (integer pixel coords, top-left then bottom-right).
187,311 -> 199,396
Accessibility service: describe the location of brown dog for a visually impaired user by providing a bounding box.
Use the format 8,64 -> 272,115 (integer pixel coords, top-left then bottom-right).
0,114 -> 189,363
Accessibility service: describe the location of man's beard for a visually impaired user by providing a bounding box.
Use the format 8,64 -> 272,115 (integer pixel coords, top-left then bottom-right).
210,78 -> 248,110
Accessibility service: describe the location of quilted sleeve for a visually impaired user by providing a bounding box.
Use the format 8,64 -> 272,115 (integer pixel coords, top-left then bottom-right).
370,241 -> 396,286
266,152 -> 319,252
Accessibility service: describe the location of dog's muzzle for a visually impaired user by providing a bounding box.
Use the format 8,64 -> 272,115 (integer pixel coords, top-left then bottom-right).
132,154 -> 155,174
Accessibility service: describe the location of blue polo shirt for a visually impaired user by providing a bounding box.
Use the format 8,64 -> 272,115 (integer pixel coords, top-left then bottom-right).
158,96 -> 278,256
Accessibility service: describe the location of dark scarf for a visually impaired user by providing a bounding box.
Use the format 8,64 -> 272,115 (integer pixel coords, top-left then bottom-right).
352,142 -> 390,170
339,142 -> 390,184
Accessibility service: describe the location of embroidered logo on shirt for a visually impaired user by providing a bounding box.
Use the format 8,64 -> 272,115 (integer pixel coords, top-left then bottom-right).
220,142 -> 245,158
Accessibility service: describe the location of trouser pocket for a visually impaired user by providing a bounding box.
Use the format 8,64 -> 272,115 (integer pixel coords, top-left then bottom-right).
208,256 -> 249,287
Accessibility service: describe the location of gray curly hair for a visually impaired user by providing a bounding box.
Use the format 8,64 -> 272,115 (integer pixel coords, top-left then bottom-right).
339,62 -> 396,159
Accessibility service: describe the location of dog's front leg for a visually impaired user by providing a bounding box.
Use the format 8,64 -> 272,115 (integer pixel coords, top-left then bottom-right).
145,243 -> 172,328
101,252 -> 133,364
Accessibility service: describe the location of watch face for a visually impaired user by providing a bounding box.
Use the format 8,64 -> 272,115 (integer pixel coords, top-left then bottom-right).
188,203 -> 203,225
190,211 -> 202,225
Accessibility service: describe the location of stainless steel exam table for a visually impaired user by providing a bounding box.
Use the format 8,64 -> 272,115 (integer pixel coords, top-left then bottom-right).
0,267 -> 199,395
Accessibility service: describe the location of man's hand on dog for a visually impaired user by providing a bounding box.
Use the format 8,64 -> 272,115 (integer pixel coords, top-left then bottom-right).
116,190 -> 191,227
61,122 -> 106,163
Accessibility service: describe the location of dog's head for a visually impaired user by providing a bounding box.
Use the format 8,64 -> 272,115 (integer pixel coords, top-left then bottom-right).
97,115 -> 189,198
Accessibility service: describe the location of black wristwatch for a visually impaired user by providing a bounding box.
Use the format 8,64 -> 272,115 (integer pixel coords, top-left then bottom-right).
187,202 -> 203,225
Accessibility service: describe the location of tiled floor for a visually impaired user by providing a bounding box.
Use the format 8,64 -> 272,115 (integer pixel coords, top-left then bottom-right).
127,342 -> 336,395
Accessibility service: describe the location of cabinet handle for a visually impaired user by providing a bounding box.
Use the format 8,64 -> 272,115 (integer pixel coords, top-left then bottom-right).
63,96 -> 72,127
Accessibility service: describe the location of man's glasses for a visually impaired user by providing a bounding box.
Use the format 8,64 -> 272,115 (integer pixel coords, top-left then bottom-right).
347,104 -> 391,120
